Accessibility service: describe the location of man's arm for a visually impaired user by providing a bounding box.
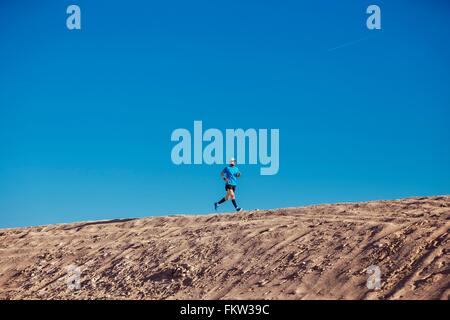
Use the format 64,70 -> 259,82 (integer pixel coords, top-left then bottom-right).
221,169 -> 228,182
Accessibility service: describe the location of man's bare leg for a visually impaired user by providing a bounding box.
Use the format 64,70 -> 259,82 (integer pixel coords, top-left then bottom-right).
228,189 -> 241,211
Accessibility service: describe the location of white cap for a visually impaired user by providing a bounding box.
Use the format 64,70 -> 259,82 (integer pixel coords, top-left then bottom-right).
229,157 -> 236,163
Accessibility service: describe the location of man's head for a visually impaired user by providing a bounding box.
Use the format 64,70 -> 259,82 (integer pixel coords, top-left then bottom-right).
229,158 -> 236,166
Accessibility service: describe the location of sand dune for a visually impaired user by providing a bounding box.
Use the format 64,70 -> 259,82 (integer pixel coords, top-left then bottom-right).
0,196 -> 448,300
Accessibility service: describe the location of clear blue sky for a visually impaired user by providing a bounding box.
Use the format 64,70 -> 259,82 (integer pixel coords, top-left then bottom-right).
1,1 -> 449,228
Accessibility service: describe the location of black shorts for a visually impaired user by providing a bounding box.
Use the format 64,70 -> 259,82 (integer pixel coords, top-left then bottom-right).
225,184 -> 236,191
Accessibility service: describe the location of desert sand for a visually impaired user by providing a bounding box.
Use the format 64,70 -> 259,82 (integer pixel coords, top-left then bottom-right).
0,196 -> 448,300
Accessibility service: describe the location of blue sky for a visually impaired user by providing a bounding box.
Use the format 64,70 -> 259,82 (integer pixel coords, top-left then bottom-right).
1,1 -> 449,228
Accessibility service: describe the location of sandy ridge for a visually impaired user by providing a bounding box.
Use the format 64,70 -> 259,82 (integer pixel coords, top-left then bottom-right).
0,196 -> 448,299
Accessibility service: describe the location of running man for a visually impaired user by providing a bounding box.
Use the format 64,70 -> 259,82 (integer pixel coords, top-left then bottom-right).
214,158 -> 242,212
